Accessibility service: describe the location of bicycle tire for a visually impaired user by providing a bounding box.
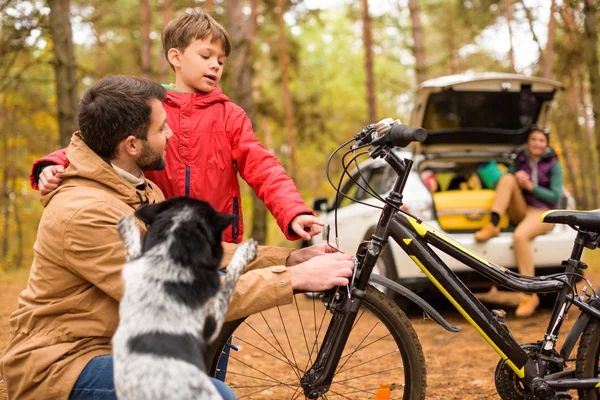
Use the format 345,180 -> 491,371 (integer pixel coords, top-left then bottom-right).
207,284 -> 427,399
576,317 -> 600,399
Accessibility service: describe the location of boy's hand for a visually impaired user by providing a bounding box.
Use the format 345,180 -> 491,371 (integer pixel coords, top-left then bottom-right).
39,165 -> 65,195
291,215 -> 324,241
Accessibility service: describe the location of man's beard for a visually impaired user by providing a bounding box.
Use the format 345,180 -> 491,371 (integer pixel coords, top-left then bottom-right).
137,140 -> 166,171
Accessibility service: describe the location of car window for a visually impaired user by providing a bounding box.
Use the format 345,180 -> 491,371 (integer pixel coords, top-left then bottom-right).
337,166 -> 392,208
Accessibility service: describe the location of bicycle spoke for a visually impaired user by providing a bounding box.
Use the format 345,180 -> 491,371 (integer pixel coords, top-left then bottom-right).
294,293 -> 315,369
334,365 -> 404,384
232,335 -> 296,366
336,319 -> 381,373
337,349 -> 400,375
338,332 -> 392,364
257,311 -> 304,380
277,304 -> 301,379
243,318 -> 287,360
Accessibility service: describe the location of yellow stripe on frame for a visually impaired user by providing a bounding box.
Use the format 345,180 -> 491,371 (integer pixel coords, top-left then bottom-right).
403,213 -> 506,273
409,255 -> 525,378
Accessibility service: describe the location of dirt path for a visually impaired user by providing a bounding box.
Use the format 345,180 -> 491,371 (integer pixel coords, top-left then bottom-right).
0,279 -> 594,399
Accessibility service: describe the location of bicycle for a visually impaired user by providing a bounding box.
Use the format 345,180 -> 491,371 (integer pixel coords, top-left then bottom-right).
206,118 -> 600,400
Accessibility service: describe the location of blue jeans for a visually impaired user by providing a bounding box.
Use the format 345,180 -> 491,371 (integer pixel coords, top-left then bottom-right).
69,355 -> 236,400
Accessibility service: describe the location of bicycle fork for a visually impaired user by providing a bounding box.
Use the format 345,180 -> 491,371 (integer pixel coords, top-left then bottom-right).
300,288 -> 366,399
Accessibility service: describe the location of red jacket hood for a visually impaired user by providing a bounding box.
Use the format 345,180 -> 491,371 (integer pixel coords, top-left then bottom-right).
163,85 -> 230,108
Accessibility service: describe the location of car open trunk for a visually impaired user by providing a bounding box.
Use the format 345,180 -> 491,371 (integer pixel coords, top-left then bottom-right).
410,73 -> 564,233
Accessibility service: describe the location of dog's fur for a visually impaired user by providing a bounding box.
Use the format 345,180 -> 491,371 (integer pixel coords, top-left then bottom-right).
113,197 -> 257,400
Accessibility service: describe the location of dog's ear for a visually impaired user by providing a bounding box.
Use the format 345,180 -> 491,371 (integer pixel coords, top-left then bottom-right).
135,201 -> 172,226
215,212 -> 238,233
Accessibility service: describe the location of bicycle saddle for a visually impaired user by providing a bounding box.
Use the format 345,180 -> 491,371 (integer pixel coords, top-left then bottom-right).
541,209 -> 600,232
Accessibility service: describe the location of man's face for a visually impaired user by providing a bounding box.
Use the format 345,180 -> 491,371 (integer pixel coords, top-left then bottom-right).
137,99 -> 173,171
173,35 -> 227,93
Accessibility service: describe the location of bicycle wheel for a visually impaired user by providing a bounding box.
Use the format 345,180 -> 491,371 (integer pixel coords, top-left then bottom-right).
207,285 -> 426,399
576,318 -> 600,399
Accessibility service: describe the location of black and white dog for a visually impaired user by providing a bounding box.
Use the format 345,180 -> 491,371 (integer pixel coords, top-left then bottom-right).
113,196 -> 256,400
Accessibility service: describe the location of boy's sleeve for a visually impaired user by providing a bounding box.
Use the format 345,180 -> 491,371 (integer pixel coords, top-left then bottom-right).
229,110 -> 314,241
30,148 -> 69,190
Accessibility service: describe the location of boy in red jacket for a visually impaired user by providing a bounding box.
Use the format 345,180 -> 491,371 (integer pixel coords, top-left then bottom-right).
32,9 -> 322,244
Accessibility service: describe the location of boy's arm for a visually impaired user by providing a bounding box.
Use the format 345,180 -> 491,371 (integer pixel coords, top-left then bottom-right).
229,111 -> 315,241
30,148 -> 69,190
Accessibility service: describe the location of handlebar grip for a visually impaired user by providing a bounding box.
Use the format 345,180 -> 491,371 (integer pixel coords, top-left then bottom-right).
370,122 -> 427,148
388,124 -> 427,146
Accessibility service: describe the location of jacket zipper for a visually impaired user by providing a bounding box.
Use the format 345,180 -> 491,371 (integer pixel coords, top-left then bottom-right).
232,196 -> 239,243
185,166 -> 190,197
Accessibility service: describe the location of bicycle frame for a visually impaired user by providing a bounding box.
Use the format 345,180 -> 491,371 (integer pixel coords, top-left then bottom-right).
302,149 -> 600,398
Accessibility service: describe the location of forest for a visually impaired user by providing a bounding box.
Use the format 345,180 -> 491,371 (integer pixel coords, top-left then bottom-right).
1,0 -> 599,272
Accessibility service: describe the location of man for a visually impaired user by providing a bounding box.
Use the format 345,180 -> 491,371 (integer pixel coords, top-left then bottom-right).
0,76 -> 354,400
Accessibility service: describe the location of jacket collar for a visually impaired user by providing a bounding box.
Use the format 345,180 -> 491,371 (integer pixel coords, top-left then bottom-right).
42,133 -> 156,208
163,85 -> 230,108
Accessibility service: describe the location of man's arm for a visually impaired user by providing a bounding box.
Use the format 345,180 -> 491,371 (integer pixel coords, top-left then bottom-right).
62,201 -> 131,301
221,242 -> 353,321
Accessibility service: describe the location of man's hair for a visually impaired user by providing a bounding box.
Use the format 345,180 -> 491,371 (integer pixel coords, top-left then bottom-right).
162,9 -> 232,70
78,76 -> 167,158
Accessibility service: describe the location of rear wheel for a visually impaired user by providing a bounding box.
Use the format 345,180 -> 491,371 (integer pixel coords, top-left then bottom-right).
207,285 -> 427,399
576,318 -> 600,399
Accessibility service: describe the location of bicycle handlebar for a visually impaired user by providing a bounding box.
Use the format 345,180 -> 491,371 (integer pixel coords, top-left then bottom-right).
372,122 -> 427,148
353,118 -> 427,150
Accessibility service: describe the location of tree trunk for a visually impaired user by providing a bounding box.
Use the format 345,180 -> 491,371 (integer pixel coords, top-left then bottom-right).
48,0 -> 79,147
361,0 -> 376,122
11,176 -> 22,269
224,0 -> 267,244
276,0 -> 297,181
140,0 -> 152,79
580,69 -> 600,208
542,0 -> 556,78
1,94 -> 8,262
408,0 -> 426,84
160,0 -> 173,83
583,0 -> 600,177
504,0 -> 516,72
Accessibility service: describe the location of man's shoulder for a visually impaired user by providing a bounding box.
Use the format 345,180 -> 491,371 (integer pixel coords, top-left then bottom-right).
43,185 -> 132,222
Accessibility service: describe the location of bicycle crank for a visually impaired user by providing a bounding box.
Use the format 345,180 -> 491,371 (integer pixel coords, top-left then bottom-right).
494,342 -> 563,399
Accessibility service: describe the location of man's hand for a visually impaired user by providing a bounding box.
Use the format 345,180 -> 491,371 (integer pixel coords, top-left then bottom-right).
291,214 -> 324,241
39,165 -> 65,195
286,243 -> 341,266
287,252 -> 354,291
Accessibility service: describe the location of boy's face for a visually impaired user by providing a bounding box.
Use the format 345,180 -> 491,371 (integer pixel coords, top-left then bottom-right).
169,36 -> 227,93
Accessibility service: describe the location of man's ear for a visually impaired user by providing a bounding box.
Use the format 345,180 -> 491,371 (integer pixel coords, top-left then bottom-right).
167,48 -> 181,69
135,201 -> 172,226
119,135 -> 139,158
215,212 -> 238,233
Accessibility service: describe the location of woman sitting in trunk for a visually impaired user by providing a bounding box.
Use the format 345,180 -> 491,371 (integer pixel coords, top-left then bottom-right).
474,126 -> 563,318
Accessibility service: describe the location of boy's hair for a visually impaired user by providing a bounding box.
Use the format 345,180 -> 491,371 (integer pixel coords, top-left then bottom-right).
162,9 -> 232,70
78,75 -> 167,159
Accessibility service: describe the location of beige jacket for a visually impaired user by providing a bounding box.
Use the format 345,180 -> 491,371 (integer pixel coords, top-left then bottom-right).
0,133 -> 294,400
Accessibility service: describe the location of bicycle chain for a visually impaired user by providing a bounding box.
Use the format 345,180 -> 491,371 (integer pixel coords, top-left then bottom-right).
494,342 -> 564,400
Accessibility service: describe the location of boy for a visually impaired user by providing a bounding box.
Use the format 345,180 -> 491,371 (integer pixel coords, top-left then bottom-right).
32,9 -> 322,244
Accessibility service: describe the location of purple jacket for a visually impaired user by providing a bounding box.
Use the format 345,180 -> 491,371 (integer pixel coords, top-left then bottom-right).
514,149 -> 559,209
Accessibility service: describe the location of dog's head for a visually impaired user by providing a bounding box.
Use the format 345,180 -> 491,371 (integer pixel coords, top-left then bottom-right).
134,197 -> 237,271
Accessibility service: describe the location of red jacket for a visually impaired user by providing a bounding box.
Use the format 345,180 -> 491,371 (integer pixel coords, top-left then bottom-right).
30,86 -> 314,243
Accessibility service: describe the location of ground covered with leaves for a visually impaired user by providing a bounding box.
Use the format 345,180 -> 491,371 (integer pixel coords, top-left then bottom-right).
1,265 -> 598,399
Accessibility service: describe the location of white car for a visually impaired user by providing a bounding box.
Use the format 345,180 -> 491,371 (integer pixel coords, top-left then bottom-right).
311,73 -> 576,303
